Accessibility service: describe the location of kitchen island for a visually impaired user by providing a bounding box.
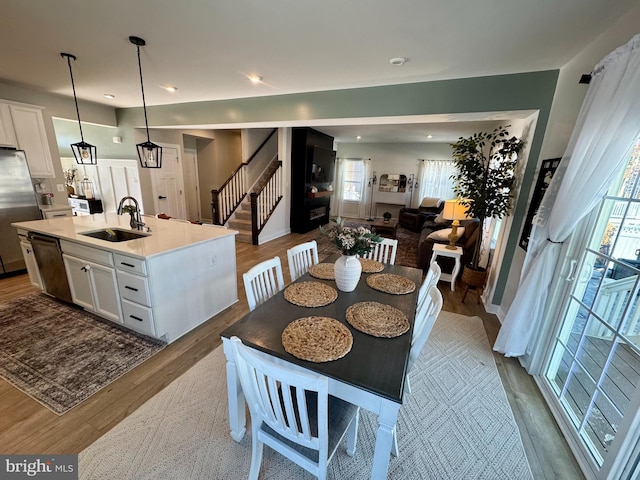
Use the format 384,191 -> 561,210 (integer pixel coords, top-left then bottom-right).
13,213 -> 238,343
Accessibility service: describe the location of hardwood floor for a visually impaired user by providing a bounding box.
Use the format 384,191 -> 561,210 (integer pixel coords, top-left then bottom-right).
0,230 -> 584,478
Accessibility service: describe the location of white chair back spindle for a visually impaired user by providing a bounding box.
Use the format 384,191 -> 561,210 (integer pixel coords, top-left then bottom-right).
286,240 -> 319,282
363,238 -> 398,265
242,256 -> 285,311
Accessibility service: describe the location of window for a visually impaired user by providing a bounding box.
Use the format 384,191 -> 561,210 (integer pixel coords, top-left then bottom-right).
342,160 -> 365,201
544,140 -> 640,472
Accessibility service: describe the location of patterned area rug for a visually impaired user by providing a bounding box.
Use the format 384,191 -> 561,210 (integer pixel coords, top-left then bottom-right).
79,312 -> 533,479
0,293 -> 165,415
315,222 -> 420,268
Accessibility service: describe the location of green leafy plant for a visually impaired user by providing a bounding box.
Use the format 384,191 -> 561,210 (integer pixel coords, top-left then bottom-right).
383,211 -> 392,220
320,217 -> 382,256
450,125 -> 525,270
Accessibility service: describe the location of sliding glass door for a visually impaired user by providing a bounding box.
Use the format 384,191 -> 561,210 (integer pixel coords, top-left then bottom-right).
542,142 -> 640,479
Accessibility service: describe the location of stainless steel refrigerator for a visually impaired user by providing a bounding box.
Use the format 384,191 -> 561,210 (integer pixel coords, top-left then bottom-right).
0,147 -> 42,275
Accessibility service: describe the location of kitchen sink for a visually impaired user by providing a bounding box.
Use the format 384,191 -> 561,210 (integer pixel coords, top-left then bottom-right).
81,228 -> 149,242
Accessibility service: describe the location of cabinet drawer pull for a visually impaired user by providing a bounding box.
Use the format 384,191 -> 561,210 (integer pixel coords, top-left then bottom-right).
125,285 -> 139,291
129,315 -> 143,322
120,262 -> 135,268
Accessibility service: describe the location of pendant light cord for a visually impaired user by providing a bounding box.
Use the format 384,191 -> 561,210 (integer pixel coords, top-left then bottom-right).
135,44 -> 152,144
64,55 -> 85,143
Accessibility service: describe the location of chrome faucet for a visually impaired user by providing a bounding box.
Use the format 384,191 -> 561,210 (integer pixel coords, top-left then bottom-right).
117,196 -> 145,230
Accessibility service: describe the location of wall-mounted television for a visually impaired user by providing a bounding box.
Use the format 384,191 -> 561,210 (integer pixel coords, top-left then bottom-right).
308,145 -> 336,183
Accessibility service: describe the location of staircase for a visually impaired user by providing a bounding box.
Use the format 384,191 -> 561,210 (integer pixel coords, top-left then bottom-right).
228,160 -> 281,243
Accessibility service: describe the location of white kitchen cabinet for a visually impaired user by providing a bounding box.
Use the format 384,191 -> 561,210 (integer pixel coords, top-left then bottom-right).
115,257 -> 156,337
19,239 -> 43,290
0,103 -> 17,146
61,241 -> 122,324
0,100 -> 55,178
9,104 -> 55,178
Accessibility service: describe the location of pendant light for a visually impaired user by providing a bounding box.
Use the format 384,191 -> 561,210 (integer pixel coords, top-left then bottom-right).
61,53 -> 97,165
129,36 -> 162,168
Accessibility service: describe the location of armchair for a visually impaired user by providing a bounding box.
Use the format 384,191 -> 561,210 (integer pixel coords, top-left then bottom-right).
398,197 -> 444,232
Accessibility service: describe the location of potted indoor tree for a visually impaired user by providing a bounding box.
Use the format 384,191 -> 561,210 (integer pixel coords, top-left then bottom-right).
450,125 -> 525,288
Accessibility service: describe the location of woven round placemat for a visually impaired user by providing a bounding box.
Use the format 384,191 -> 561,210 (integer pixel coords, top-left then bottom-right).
359,258 -> 384,273
366,273 -> 416,295
308,263 -> 335,280
282,316 -> 353,362
345,301 -> 410,338
284,281 -> 338,307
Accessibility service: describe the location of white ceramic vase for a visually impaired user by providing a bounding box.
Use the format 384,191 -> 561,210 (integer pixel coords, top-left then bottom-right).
334,254 -> 362,292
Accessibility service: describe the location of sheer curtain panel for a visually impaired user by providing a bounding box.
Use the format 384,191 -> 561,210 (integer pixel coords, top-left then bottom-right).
494,34 -> 640,366
417,160 -> 456,201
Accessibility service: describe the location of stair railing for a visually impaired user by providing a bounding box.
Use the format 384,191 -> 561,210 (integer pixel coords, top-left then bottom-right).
250,161 -> 283,244
211,128 -> 277,224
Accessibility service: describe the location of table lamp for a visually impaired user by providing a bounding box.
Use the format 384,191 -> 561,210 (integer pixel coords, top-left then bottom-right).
442,199 -> 469,249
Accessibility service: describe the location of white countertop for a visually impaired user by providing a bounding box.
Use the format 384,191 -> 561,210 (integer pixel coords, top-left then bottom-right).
12,213 -> 237,259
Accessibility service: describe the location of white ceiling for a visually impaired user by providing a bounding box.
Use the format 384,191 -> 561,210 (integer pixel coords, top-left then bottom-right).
1,0 -> 636,142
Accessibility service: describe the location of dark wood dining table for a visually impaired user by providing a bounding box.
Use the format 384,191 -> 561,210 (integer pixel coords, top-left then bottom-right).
221,255 -> 422,479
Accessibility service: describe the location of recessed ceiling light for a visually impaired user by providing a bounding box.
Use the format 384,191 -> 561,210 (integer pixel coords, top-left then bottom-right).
427,134 -> 433,139
103,94 -> 115,99
248,74 -> 263,84
389,57 -> 408,66
356,136 -> 362,140
161,85 -> 178,93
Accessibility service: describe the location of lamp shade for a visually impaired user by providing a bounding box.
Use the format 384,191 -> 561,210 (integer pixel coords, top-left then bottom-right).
443,199 -> 470,221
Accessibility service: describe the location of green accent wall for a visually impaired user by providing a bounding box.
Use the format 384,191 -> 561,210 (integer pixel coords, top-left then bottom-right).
53,118 -> 137,160
116,70 -> 559,305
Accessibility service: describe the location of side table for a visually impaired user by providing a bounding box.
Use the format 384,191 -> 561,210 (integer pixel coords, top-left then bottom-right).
431,244 -> 463,291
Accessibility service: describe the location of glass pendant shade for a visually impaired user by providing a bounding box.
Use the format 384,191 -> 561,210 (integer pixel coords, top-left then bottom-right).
61,52 -> 97,165
130,36 -> 162,169
136,141 -> 163,168
71,141 -> 97,165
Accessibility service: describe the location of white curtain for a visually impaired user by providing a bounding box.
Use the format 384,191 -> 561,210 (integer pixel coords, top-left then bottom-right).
494,34 -> 640,364
333,158 -> 345,218
360,159 -> 373,219
417,160 -> 457,201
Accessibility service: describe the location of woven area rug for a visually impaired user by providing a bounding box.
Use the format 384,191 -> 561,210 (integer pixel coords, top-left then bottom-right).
79,312 -> 533,479
0,293 -> 165,415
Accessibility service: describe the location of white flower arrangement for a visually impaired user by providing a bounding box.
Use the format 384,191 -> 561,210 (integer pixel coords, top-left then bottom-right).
320,217 -> 381,256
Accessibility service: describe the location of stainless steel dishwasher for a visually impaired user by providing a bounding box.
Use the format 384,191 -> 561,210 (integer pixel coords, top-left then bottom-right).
28,232 -> 73,303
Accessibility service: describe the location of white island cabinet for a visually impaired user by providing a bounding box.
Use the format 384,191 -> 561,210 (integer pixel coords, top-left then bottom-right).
61,240 -> 122,324
12,214 -> 239,343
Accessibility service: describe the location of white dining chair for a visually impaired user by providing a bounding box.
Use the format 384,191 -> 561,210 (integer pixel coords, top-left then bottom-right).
286,240 -> 319,282
242,256 -> 285,311
229,336 -> 360,480
418,262 -> 441,306
391,285 -> 443,458
362,237 -> 398,265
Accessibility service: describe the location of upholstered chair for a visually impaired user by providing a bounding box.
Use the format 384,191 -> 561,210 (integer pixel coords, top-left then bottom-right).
398,197 -> 444,232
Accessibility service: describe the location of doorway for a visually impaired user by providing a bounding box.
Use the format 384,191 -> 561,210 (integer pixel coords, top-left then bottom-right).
541,141 -> 640,479
150,143 -> 187,220
183,147 -> 201,222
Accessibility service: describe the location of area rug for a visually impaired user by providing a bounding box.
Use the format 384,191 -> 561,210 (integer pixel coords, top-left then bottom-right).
79,312 -> 533,479
0,293 -> 165,415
